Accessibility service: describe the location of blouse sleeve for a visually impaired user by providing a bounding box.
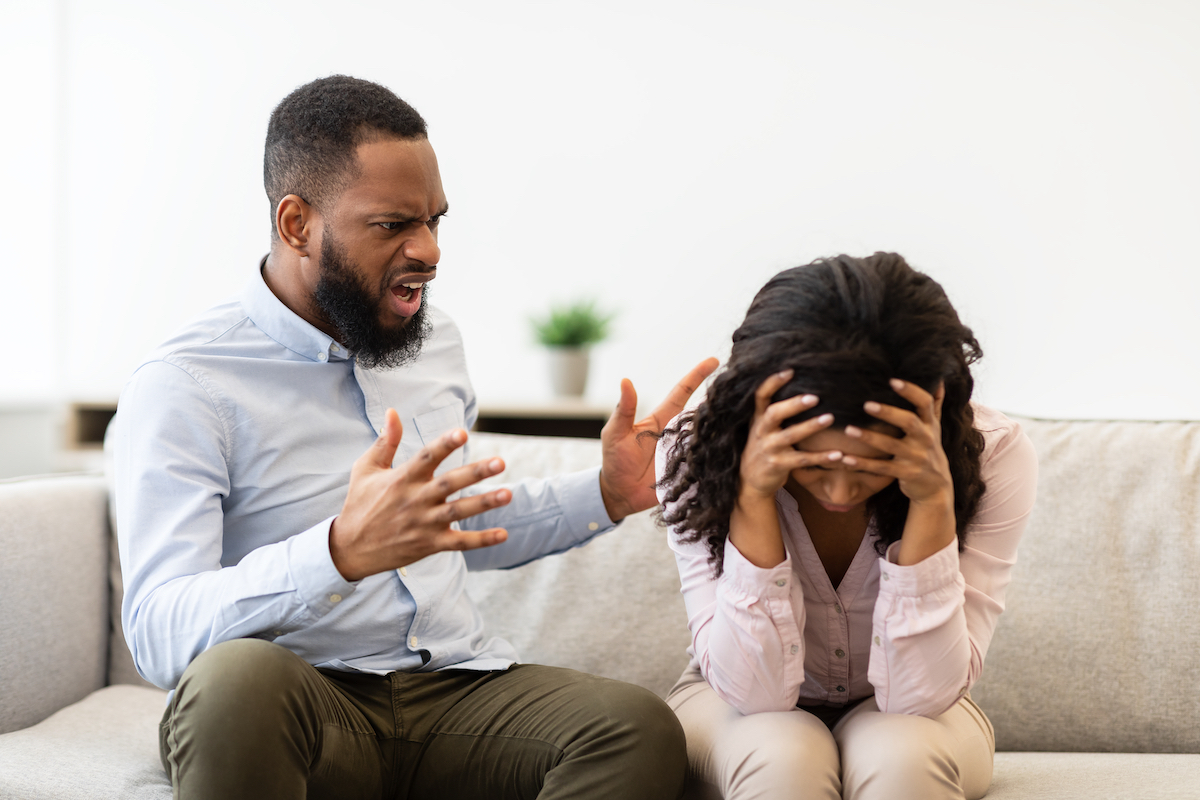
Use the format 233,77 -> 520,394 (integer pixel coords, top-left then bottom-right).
868,410 -> 1038,716
657,434 -> 808,714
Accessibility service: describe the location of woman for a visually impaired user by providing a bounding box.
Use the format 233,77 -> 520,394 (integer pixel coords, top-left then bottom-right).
655,253 -> 1037,800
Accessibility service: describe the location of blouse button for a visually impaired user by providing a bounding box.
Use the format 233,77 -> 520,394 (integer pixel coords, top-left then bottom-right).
835,649 -> 845,658
775,579 -> 787,587
834,604 -> 842,614
790,645 -> 799,655
874,635 -> 881,646
836,685 -> 846,693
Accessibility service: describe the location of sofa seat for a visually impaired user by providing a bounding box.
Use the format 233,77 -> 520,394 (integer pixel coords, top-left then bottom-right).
987,752 -> 1200,800
0,686 -> 170,800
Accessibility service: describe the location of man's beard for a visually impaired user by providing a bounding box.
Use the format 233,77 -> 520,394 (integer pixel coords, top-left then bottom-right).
311,233 -> 432,370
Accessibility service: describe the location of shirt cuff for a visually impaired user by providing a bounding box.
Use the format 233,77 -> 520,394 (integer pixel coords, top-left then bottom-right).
554,467 -> 616,541
721,538 -> 794,598
286,516 -> 359,617
879,538 -> 960,597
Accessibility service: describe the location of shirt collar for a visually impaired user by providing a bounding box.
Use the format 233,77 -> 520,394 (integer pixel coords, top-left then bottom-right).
240,257 -> 351,363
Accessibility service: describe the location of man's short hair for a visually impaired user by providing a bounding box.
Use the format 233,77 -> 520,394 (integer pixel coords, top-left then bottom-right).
264,75 -> 427,236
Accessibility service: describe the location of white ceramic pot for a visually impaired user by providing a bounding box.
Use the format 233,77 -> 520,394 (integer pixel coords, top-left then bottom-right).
546,347 -> 590,397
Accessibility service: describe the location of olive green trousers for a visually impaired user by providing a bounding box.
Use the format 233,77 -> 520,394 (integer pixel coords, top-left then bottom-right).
159,639 -> 686,800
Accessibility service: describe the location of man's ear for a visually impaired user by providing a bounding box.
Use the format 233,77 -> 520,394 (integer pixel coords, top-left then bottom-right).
276,194 -> 315,256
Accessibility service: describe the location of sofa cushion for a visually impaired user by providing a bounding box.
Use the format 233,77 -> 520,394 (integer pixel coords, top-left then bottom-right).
986,752 -> 1200,799
0,475 -> 110,734
0,684 -> 170,800
972,418 -> 1200,753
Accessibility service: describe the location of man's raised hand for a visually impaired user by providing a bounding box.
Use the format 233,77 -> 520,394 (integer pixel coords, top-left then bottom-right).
598,357 -> 720,521
329,408 -> 512,582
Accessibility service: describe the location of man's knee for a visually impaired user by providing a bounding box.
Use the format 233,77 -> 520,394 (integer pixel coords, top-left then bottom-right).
551,675 -> 687,799
172,639 -> 317,735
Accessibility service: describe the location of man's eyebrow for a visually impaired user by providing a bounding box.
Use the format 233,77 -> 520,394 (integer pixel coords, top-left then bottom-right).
371,204 -> 449,221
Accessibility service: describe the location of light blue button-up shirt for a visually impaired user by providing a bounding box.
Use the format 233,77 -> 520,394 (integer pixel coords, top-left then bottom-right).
110,268 -> 614,690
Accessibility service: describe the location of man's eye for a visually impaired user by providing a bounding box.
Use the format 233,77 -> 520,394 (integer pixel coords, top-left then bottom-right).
379,221 -> 403,231
429,215 -> 444,228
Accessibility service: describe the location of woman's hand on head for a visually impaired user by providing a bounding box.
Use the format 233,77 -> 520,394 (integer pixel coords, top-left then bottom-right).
840,379 -> 954,510
738,370 -> 839,504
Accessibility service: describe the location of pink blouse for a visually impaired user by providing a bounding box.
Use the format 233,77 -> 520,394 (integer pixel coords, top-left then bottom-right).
656,405 -> 1038,718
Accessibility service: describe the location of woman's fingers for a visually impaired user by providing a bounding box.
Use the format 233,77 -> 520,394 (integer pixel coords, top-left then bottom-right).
889,378 -> 939,425
754,370 -> 794,416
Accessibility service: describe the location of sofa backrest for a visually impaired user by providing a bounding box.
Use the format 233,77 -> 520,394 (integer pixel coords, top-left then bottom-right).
0,475 -> 111,734
970,417 -> 1200,753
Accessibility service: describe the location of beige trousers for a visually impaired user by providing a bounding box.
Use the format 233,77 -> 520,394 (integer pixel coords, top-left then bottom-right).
668,668 -> 995,800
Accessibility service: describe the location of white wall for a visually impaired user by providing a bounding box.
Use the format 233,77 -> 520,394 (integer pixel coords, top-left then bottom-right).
2,0 -> 1198,420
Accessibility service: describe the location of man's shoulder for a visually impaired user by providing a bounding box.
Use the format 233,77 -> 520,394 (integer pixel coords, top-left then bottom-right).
137,295 -> 253,371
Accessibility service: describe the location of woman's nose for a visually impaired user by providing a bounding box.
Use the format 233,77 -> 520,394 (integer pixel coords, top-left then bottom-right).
824,475 -> 855,505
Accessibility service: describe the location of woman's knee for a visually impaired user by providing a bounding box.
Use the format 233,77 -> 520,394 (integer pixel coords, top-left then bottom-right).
837,710 -> 965,800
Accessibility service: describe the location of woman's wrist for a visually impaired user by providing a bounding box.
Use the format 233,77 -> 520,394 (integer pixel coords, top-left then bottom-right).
729,490 -> 787,569
895,495 -> 957,566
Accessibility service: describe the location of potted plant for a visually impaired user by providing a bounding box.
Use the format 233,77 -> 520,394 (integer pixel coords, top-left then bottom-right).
531,300 -> 615,397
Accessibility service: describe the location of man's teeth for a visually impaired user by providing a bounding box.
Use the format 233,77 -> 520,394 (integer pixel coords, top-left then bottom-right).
395,283 -> 422,301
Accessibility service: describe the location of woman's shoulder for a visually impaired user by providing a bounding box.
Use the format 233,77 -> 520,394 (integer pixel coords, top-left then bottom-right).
970,402 -> 1039,514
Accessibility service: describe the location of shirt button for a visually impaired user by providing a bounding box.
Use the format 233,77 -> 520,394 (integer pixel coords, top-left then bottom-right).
399,567 -> 408,577
330,343 -> 340,351
410,636 -> 419,648
790,645 -> 799,655
834,604 -> 842,614
317,351 -> 328,362
274,631 -> 283,637
836,685 -> 846,693
835,649 -> 845,658
329,593 -> 342,603
775,579 -> 787,587
588,522 -> 599,531
874,635 -> 881,646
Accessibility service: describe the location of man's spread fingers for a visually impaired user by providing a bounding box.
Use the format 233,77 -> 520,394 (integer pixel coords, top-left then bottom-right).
364,409 -> 404,469
409,428 -> 469,478
423,458 -> 507,502
437,527 -> 508,552
437,488 -> 513,523
649,357 -> 719,427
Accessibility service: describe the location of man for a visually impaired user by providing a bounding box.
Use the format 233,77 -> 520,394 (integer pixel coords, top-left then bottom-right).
111,75 -> 717,799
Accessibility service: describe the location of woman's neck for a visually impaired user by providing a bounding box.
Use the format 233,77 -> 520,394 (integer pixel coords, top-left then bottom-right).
787,482 -> 870,589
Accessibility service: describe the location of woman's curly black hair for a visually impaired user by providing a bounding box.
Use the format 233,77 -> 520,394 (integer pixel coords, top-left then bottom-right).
658,253 -> 987,576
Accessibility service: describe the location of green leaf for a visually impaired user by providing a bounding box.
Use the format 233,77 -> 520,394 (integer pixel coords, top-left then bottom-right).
530,299 -> 615,347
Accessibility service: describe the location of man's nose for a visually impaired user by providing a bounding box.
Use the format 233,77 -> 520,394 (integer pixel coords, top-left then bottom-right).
404,222 -> 441,266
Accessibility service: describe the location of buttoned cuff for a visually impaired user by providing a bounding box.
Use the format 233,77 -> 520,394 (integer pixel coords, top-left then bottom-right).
559,467 -> 617,541
879,538 -> 960,597
286,516 -> 359,617
722,538 -> 794,597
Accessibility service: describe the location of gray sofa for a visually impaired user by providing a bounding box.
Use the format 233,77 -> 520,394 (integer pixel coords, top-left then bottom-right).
2,420 -> 1199,799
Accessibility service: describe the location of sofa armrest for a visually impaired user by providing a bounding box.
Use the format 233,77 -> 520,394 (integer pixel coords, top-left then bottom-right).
0,474 -> 110,734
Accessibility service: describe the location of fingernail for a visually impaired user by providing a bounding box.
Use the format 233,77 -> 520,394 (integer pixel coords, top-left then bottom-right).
802,394 -> 819,405
776,369 -> 794,379
489,458 -> 503,472
845,425 -> 861,437
890,379 -> 905,391
827,451 -> 843,461
818,413 -> 833,424
842,455 -> 857,466
864,401 -> 881,413
451,429 -> 466,444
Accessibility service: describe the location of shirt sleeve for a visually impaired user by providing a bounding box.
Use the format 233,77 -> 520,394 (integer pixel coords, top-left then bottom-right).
657,434 -> 808,714
113,360 -> 357,690
868,415 -> 1039,716
457,468 -> 616,571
